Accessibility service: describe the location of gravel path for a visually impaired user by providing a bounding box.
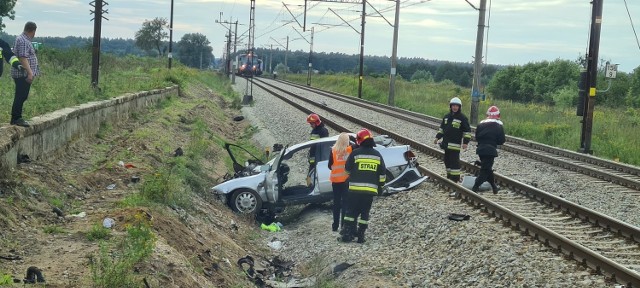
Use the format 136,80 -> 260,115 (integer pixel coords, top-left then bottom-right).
232,77 -> 613,287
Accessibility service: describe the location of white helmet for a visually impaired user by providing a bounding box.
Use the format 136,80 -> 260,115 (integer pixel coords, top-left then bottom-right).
449,97 -> 462,106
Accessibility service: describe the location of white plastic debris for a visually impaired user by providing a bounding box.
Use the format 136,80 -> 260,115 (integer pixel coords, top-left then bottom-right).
103,217 -> 115,228
268,240 -> 283,250
69,212 -> 87,218
118,161 -> 125,167
106,184 -> 116,190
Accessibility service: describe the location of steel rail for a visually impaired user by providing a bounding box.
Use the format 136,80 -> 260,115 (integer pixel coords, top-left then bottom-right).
251,78 -> 640,287
270,78 -> 640,190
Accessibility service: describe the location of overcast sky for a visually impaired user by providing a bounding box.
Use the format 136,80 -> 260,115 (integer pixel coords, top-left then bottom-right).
3,0 -> 639,72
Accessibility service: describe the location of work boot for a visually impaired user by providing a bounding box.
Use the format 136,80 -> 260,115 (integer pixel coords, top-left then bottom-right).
491,183 -> 500,194
338,223 -> 355,242
332,222 -> 339,232
356,226 -> 366,244
471,185 -> 480,193
12,118 -> 30,127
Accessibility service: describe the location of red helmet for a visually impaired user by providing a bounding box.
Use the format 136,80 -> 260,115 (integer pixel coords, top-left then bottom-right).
486,106 -> 500,119
307,113 -> 321,126
356,128 -> 373,145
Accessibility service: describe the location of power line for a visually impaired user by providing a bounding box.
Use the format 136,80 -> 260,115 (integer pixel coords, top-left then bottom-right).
623,0 -> 640,52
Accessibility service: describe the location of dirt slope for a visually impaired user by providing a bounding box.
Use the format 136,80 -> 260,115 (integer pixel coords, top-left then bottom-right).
0,82 -> 268,287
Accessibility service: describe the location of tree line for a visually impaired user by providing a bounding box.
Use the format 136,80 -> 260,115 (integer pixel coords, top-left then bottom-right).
2,6 -> 637,110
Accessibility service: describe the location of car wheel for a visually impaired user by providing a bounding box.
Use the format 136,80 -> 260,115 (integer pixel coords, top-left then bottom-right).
230,189 -> 263,214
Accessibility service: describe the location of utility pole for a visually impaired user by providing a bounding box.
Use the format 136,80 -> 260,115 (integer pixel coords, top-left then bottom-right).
225,31 -> 231,75
168,0 -> 174,69
469,0 -> 487,125
357,0 -> 366,99
242,0 -> 256,105
216,16 -> 240,82
269,44 -> 273,74
232,21 -> 238,83
388,0 -> 400,106
90,0 -> 108,88
307,27 -> 314,86
285,36 -> 289,75
579,0 -> 604,154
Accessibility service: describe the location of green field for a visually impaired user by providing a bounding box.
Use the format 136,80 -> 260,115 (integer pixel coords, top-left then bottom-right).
284,73 -> 640,166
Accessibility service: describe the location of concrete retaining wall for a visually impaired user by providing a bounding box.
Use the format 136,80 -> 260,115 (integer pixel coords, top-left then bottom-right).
0,85 -> 179,171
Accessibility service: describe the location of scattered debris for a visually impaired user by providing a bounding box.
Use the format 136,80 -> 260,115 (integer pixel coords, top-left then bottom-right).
68,212 -> 86,218
23,266 -> 45,284
261,222 -> 282,232
230,220 -> 239,231
52,207 -> 65,217
265,277 -> 316,288
331,262 -> 354,277
102,218 -> 115,228
131,176 -> 141,183
448,213 -> 471,221
267,240 -> 283,250
17,154 -> 31,164
233,115 -> 245,121
174,147 -> 184,157
106,184 -> 116,190
0,255 -> 22,261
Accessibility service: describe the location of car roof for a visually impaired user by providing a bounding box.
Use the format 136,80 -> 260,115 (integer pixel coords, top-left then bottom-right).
286,133 -> 355,152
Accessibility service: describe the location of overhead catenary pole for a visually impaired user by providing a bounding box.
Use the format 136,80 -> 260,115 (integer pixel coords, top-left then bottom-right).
233,20 -> 238,83
285,36 -> 289,74
168,0 -> 174,69
388,0 -> 400,106
242,0 -> 256,105
357,0 -> 366,99
469,0 -> 487,125
307,27 -> 314,86
579,0 -> 604,154
90,0 -> 108,88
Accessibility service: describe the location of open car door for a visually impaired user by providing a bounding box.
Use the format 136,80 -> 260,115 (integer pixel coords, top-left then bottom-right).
224,143 -> 264,179
265,145 -> 288,204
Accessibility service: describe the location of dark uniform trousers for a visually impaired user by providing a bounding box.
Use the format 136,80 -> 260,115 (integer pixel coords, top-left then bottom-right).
475,155 -> 497,189
444,149 -> 462,182
342,192 -> 373,239
331,181 -> 348,230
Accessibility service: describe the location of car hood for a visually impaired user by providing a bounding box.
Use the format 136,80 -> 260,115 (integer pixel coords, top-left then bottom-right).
211,173 -> 266,195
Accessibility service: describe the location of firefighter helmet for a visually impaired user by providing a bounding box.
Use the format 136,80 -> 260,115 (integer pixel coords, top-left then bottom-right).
486,105 -> 500,119
356,128 -> 373,145
307,113 -> 321,126
449,97 -> 462,107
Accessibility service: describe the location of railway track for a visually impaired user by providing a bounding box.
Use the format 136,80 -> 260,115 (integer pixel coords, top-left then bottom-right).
271,78 -> 640,192
246,77 -> 640,287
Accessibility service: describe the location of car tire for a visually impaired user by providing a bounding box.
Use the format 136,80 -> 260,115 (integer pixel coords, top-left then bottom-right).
230,189 -> 262,214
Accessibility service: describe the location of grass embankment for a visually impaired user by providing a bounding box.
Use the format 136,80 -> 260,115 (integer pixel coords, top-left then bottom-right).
0,47 -> 188,124
286,73 -> 640,166
0,50 -> 269,287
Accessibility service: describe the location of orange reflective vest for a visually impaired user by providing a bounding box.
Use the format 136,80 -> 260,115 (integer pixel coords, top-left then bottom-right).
330,146 -> 352,183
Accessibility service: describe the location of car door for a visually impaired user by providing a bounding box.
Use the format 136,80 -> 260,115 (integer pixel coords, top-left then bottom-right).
313,141 -> 334,195
265,145 -> 288,204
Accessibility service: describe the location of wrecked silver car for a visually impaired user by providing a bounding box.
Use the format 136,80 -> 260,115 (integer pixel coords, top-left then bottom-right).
211,134 -> 428,215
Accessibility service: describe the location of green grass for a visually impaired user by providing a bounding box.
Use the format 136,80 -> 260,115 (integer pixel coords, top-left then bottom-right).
86,224 -> 112,241
0,48 -> 192,125
90,224 -> 156,287
287,74 -> 640,166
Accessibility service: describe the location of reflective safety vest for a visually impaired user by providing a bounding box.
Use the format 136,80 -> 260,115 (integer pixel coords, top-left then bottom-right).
330,146 -> 352,183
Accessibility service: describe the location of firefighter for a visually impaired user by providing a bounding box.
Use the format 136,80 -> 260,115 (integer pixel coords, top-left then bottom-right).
434,97 -> 471,182
339,128 -> 386,243
472,106 -> 505,193
306,113 -> 329,185
328,133 -> 352,231
0,39 -> 22,78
